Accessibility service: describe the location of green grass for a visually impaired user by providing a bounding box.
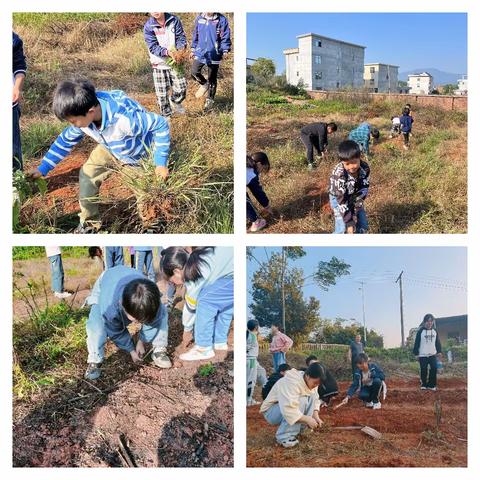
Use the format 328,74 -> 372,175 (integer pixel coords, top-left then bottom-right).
13,12 -> 117,28
21,119 -> 66,160
13,302 -> 88,399
198,362 -> 216,377
13,247 -> 88,261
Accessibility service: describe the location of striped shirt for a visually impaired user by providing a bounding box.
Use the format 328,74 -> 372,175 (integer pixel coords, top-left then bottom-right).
37,90 -> 170,176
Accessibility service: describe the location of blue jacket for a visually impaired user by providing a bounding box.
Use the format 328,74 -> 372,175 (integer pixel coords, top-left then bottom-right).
348,123 -> 372,154
38,90 -> 170,176
12,31 -> 27,108
95,266 -> 167,353
399,114 -> 413,133
143,14 -> 187,68
347,362 -> 385,398
191,13 -> 231,65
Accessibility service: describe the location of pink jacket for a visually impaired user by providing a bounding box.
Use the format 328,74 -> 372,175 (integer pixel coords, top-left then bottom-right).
270,331 -> 293,353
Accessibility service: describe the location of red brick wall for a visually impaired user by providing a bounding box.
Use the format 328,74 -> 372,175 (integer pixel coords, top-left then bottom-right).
306,90 -> 468,112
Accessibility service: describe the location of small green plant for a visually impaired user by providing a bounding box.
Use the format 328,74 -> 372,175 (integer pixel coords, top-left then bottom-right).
198,362 -> 216,377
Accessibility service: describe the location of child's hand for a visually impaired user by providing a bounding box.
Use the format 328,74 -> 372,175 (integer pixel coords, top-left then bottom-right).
261,206 -> 273,217
12,86 -> 22,104
305,416 -> 319,429
313,410 -> 324,427
155,166 -> 169,180
27,170 -> 43,180
136,339 -> 146,359
130,350 -> 143,364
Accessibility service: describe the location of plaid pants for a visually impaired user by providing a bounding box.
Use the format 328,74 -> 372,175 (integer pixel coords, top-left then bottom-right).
153,68 -> 187,117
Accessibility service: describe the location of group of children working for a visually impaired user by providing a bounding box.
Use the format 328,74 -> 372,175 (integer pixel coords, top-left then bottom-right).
76,246 -> 233,380
13,13 -> 232,232
247,313 -> 442,448
246,103 -> 414,234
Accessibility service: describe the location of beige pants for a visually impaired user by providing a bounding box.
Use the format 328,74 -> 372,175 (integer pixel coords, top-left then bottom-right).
78,145 -> 116,225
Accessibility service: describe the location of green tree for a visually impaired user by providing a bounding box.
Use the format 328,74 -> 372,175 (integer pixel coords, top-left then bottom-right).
443,84 -> 457,95
251,57 -> 276,81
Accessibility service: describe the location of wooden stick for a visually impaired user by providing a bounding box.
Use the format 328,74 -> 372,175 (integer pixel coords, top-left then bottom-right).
118,434 -> 137,468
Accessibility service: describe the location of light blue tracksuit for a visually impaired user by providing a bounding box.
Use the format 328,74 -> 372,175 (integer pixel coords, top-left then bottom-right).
85,266 -> 168,364
48,254 -> 64,293
183,247 -> 234,348
135,247 -> 155,282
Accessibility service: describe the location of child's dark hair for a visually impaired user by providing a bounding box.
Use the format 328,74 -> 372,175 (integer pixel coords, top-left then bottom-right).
278,363 -> 292,374
371,127 -> 380,140
338,140 -> 361,162
355,352 -> 369,365
161,247 -> 215,283
305,355 -> 318,366
88,246 -> 102,259
305,362 -> 327,381
53,78 -> 99,120
247,319 -> 259,338
272,324 -> 283,333
122,278 -> 161,324
405,103 -> 411,109
327,122 -> 338,132
402,107 -> 410,116
422,313 -> 435,326
247,152 -> 270,172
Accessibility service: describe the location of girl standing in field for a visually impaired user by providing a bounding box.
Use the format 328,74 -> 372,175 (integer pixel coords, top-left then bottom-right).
247,319 -> 261,406
247,152 -> 272,232
413,313 -> 442,391
161,246 -> 234,361
269,325 -> 293,372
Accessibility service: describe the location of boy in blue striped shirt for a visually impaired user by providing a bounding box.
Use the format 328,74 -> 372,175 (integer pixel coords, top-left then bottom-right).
29,78 -> 170,233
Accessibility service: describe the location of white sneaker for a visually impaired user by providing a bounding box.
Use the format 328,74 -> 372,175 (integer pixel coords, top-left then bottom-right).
214,342 -> 229,351
169,97 -> 186,114
204,98 -> 215,110
54,291 -> 72,299
372,402 -> 382,410
421,386 -> 427,390
403,144 -> 409,150
427,386 -> 437,391
365,401 -> 374,408
195,84 -> 209,98
152,347 -> 172,368
247,399 -> 260,406
278,438 -> 299,448
250,218 -> 267,232
179,345 -> 215,361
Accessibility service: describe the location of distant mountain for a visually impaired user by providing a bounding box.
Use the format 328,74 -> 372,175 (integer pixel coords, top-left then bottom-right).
399,68 -> 466,86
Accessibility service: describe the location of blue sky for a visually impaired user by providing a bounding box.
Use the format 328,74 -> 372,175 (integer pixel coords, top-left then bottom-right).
247,247 -> 467,348
247,13 -> 467,74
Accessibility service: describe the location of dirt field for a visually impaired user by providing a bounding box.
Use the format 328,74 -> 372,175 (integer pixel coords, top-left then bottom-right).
247,377 -> 467,467
247,91 -> 467,234
13,252 -> 234,467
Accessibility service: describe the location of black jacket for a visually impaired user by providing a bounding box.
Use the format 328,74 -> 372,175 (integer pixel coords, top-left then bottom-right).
413,326 -> 442,356
301,122 -> 328,151
262,372 -> 283,400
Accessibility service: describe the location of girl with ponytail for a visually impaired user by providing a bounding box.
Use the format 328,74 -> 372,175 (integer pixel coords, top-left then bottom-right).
161,246 -> 234,361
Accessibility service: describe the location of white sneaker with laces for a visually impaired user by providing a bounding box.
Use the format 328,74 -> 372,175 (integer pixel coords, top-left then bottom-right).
250,218 -> 267,232
365,401 -> 374,408
278,438 -> 299,448
427,386 -> 437,391
54,291 -> 72,299
214,342 -> 229,351
169,97 -> 186,114
372,402 -> 382,410
179,345 -> 215,361
152,347 -> 172,368
247,399 -> 260,406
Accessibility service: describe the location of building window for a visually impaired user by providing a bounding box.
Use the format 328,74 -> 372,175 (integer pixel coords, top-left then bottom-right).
386,74 -> 389,79
314,71 -> 322,80
317,40 -> 322,47
314,55 -> 321,65
296,56 -> 298,61
296,71 -> 299,77
370,79 -> 374,84
370,67 -> 375,73
337,66 -> 340,73
336,82 -> 340,88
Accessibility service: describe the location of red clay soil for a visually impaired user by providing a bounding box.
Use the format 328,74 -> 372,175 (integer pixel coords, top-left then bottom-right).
247,378 -> 467,467
13,317 -> 234,468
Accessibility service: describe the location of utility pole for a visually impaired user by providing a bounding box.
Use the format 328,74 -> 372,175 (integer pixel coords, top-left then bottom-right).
396,271 -> 405,347
359,282 -> 367,344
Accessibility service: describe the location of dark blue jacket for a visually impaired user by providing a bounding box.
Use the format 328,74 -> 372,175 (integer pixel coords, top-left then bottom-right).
12,31 -> 27,108
191,13 -> 231,64
143,14 -> 187,59
399,114 -> 413,133
347,362 -> 385,398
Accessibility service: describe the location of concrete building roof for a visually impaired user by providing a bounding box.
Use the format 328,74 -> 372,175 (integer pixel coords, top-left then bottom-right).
408,72 -> 433,78
283,48 -> 299,55
365,63 -> 400,68
296,33 -> 366,49
435,314 -> 467,326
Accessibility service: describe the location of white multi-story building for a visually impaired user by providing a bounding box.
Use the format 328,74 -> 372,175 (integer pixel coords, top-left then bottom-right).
283,33 -> 365,90
407,72 -> 434,95
455,75 -> 468,95
363,63 -> 399,93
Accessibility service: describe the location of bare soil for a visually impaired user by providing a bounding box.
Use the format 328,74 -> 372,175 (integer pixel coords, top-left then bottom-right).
247,378 -> 467,467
